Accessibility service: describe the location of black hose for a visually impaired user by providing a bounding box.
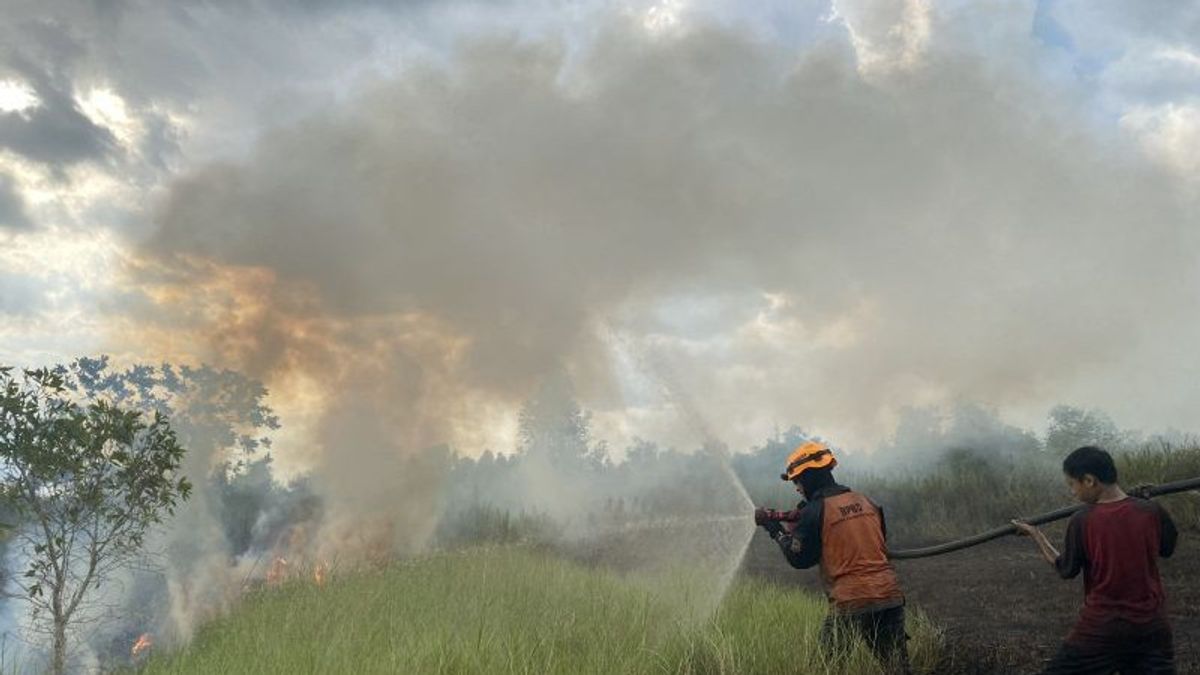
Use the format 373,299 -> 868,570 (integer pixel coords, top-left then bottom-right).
887,476 -> 1200,560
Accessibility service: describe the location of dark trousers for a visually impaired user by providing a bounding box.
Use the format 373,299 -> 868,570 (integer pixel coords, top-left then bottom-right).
821,604 -> 910,674
1041,622 -> 1175,675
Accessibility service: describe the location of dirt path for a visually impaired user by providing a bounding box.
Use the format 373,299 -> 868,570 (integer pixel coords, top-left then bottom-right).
742,531 -> 1200,674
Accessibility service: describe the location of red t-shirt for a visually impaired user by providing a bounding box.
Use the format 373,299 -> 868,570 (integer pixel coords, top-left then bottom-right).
1055,497 -> 1178,644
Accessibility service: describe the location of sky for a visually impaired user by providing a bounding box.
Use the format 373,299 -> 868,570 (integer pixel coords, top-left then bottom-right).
1,0 -> 1198,465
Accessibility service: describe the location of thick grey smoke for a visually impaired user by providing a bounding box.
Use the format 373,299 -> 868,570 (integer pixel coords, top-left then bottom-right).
138,11 -> 1199,455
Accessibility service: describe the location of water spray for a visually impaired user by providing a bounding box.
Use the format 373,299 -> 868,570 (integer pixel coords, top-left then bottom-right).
604,329 -> 757,619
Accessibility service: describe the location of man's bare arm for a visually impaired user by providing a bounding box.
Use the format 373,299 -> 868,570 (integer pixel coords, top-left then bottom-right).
1011,520 -> 1060,567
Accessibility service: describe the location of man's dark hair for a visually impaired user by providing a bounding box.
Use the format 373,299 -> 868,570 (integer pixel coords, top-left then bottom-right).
1062,446 -> 1118,484
798,466 -> 837,499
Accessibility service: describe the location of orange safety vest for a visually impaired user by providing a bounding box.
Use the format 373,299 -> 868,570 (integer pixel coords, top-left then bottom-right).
819,490 -> 904,613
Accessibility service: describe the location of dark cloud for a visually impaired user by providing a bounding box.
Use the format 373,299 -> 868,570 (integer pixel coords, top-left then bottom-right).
0,174 -> 33,230
0,80 -> 118,168
0,0 -> 392,109
139,110 -> 184,171
0,19 -> 117,167
0,0 -> 419,180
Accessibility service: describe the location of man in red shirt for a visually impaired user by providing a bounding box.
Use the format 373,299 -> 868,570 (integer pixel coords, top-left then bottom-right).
1013,445 -> 1178,674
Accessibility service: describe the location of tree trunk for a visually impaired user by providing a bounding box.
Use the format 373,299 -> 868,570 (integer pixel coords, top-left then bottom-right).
51,617 -> 66,675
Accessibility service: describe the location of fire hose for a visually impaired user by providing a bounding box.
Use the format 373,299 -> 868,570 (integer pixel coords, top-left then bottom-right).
755,476 -> 1200,560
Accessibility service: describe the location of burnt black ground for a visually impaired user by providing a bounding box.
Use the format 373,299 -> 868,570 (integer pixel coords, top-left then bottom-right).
741,529 -> 1200,674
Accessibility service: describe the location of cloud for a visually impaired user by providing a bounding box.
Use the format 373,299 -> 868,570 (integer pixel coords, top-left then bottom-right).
0,0 -> 470,240
1049,1 -> 1200,104
829,0 -> 932,75
1051,0 -> 1200,54
1121,102 -> 1200,182
0,271 -> 45,315
0,56 -> 118,168
0,173 -> 33,230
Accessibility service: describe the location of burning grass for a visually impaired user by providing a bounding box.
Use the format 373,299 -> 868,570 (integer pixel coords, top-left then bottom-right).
132,546 -> 942,674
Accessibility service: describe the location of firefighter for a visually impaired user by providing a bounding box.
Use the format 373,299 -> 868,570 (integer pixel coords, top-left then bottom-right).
762,441 -> 909,672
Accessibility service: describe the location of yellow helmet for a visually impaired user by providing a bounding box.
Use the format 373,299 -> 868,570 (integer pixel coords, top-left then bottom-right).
781,441 -> 837,481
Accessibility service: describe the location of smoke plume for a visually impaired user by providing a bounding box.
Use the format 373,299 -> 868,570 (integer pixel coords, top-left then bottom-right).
132,13 -> 1198,461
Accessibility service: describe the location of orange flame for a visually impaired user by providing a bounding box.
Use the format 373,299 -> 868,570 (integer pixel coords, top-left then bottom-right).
131,633 -> 152,658
266,557 -> 289,586
313,560 -> 328,587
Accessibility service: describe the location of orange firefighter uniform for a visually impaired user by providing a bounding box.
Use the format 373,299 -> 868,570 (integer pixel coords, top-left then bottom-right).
770,442 -> 909,672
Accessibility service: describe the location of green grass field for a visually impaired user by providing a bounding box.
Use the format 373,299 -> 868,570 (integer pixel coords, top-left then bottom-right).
135,547 -> 941,674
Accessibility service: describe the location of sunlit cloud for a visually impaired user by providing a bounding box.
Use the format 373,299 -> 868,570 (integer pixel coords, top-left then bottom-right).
0,226 -> 125,365
77,87 -> 141,149
828,0 -> 932,76
1121,102 -> 1200,187
0,79 -> 39,114
642,0 -> 685,34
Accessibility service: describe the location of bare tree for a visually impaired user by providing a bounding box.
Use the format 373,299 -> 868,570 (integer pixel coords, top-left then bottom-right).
0,367 -> 190,675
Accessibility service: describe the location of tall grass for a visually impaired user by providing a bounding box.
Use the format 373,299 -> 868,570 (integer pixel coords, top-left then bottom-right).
846,444 -> 1200,546
1117,443 -> 1200,529
433,503 -> 560,548
135,547 -> 941,674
